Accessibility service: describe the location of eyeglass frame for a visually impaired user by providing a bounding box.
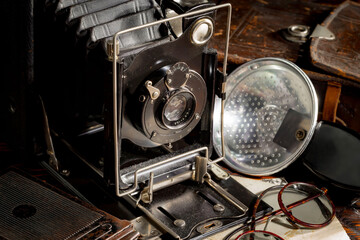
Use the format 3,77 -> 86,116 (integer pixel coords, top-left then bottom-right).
227,181 -> 336,240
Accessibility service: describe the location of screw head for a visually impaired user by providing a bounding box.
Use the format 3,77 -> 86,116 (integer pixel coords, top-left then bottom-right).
151,131 -> 157,138
141,193 -> 151,203
213,204 -> 225,212
150,230 -> 160,236
60,169 -> 70,177
174,219 -> 186,227
295,129 -> 306,141
152,91 -> 159,99
250,64 -> 259,70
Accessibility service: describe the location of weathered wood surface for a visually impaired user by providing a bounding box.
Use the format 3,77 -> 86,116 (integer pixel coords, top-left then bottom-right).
310,1 -> 360,83
211,0 -> 360,133
211,0 -> 344,65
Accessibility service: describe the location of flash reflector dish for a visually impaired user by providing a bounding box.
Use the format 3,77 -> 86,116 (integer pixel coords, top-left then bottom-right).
213,58 -> 318,176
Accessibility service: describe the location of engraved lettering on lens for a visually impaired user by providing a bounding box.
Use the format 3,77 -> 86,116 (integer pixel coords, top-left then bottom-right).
162,91 -> 196,129
164,95 -> 187,122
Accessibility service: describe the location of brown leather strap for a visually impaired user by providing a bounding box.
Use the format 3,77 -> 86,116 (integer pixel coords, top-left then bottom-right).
322,81 -> 342,122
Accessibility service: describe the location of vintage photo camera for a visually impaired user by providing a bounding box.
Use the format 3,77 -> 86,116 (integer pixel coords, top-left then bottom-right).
38,0 -> 219,182
36,1 -> 268,238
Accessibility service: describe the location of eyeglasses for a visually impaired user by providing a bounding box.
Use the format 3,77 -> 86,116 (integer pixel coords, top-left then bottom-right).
227,182 -> 335,240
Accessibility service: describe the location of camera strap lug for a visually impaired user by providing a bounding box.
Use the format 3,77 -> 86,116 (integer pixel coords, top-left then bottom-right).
145,80 -> 161,100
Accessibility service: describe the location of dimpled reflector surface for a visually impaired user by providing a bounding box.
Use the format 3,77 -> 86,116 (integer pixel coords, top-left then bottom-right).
213,58 -> 318,176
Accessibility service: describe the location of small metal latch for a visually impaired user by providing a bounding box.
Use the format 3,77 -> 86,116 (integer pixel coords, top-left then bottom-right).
106,39 -> 120,61
194,156 -> 208,183
309,24 -> 335,40
141,172 -> 154,204
145,81 -> 160,100
210,164 -> 230,180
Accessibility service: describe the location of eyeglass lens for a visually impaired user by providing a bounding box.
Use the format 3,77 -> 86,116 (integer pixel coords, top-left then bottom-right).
280,183 -> 334,226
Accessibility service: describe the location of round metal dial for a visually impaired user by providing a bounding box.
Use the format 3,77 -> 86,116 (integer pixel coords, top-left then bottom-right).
166,62 -> 190,89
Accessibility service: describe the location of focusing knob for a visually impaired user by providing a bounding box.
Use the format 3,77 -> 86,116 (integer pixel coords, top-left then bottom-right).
166,62 -> 190,89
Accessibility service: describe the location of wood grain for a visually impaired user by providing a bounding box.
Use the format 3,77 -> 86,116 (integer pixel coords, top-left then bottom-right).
311,1 -> 360,83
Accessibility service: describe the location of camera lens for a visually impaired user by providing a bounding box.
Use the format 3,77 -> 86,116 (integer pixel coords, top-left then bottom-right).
164,95 -> 187,122
162,91 -> 195,129
140,65 -> 206,145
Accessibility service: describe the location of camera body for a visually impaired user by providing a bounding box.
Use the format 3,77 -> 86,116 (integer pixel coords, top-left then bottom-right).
37,0 -> 219,186
113,19 -> 217,164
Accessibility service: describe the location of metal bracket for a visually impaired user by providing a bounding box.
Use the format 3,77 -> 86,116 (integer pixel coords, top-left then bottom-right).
309,24 -> 335,40
194,156 -> 208,183
139,154 -> 230,203
209,164 -> 230,180
106,40 -> 119,61
145,81 -> 160,100
117,147 -> 209,197
141,172 -> 154,204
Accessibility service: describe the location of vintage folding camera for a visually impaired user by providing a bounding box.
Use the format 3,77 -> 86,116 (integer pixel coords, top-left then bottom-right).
36,0 -> 270,239
40,0 -> 220,180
